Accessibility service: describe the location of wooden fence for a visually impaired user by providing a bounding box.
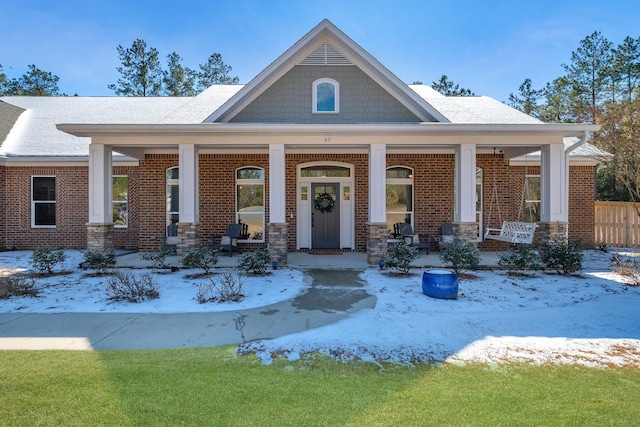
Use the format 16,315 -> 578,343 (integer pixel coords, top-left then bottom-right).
594,201 -> 640,248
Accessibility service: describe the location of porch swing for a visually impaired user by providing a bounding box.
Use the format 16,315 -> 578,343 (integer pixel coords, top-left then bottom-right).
483,151 -> 538,244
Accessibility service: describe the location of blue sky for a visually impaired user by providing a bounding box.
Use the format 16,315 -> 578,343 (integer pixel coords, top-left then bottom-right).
2,0 -> 638,102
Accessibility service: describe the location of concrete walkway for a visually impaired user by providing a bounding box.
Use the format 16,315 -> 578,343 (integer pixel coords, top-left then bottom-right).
0,251 -> 501,351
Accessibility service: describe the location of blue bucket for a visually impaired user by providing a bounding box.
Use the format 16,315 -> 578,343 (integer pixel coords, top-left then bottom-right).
422,269 -> 458,299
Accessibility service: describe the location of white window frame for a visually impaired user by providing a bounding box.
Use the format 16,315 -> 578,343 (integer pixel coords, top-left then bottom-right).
166,167 -> 179,233
524,174 -> 541,222
31,175 -> 56,228
385,166 -> 414,233
113,175 -> 128,228
236,166 -> 265,242
312,78 -> 339,114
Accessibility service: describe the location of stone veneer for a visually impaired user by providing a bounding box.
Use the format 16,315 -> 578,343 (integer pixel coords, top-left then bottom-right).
535,222 -> 569,245
367,223 -> 389,265
86,223 -> 114,251
176,222 -> 200,259
268,223 -> 288,266
452,222 -> 479,243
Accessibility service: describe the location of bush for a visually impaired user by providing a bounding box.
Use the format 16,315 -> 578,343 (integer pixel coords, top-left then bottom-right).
439,237 -> 480,274
141,247 -> 173,270
197,269 -> 245,303
384,243 -> 418,275
0,275 -> 39,299
182,245 -> 219,274
498,244 -> 541,274
105,271 -> 159,302
539,240 -> 583,275
611,252 -> 640,286
30,247 -> 66,275
237,250 -> 271,275
82,250 -> 116,274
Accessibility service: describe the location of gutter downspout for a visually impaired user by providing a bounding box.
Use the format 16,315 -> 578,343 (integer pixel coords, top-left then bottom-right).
565,130 -> 590,154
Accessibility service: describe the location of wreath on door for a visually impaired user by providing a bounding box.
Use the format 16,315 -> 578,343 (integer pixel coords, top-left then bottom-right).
314,192 -> 335,213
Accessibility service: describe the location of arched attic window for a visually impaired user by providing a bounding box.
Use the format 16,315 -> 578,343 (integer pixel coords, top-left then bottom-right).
312,78 -> 339,113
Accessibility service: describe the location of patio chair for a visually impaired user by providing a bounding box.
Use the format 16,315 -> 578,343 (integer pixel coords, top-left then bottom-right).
393,222 -> 431,254
211,223 -> 247,256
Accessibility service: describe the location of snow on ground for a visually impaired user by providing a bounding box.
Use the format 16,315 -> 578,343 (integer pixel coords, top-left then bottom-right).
1,248 -> 640,367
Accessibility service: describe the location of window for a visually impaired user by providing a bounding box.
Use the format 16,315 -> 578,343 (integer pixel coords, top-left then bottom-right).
113,176 -> 128,227
523,175 -> 541,222
300,165 -> 350,178
236,167 -> 265,241
32,176 -> 56,227
166,167 -> 179,231
312,78 -> 339,113
386,167 -> 413,233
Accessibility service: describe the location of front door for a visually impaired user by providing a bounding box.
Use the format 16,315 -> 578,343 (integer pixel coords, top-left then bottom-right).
312,183 -> 340,249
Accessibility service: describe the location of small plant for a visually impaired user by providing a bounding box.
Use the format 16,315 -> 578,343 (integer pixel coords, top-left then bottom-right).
596,240 -> 609,253
498,244 -> 541,274
539,240 -> 583,275
105,271 -> 159,302
439,237 -> 480,274
611,252 -> 640,286
237,250 -> 271,275
141,247 -> 173,270
30,247 -> 66,275
198,269 -> 245,303
0,275 -> 39,299
383,243 -> 418,275
182,245 -> 219,275
82,250 -> 116,275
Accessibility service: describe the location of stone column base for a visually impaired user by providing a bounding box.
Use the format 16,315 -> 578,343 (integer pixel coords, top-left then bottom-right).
452,222 -> 479,244
177,222 -> 200,259
367,222 -> 389,265
535,222 -> 568,245
268,223 -> 288,266
86,223 -> 114,251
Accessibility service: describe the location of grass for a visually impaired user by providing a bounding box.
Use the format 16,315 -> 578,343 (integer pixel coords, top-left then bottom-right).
1,347 -> 639,426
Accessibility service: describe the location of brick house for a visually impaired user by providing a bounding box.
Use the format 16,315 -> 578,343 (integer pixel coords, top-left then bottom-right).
0,20 -> 601,265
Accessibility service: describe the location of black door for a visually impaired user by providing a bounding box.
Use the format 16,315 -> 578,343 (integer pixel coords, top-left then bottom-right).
311,183 -> 340,249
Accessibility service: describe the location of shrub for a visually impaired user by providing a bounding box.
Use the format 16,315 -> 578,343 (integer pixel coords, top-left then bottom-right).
237,250 -> 271,275
498,244 -> 541,274
539,240 -> 583,275
182,245 -> 219,274
197,269 -> 245,303
141,247 -> 173,270
0,275 -> 39,299
439,237 -> 480,274
611,252 -> 640,286
82,250 -> 117,275
105,271 -> 159,302
30,247 -> 66,275
384,244 -> 418,275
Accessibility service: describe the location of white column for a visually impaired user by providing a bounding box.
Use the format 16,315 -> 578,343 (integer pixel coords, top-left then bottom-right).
178,144 -> 198,223
269,144 -> 286,223
88,143 -> 112,224
369,143 -> 386,223
540,143 -> 568,222
454,144 -> 476,222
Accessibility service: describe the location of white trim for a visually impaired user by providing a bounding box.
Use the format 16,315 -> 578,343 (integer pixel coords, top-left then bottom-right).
237,166 -> 266,242
369,144 -> 387,223
385,165 -> 414,229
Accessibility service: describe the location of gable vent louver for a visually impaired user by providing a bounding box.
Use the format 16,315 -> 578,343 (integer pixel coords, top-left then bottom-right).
299,42 -> 352,65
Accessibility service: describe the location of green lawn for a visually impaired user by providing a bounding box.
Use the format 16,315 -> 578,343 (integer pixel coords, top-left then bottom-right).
1,348 -> 638,426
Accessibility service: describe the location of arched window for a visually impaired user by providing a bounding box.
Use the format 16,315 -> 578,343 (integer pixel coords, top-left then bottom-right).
236,167 -> 265,241
312,78 -> 339,113
166,167 -> 179,238
386,166 -> 414,232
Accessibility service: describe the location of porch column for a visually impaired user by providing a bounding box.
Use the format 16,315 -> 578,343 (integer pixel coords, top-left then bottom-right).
367,143 -> 387,264
268,144 -> 287,266
538,143 -> 568,243
87,143 -> 114,251
177,144 -> 199,255
453,144 -> 478,241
